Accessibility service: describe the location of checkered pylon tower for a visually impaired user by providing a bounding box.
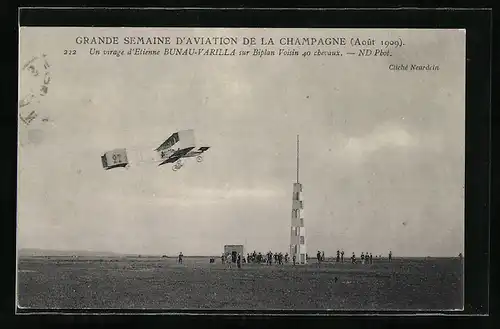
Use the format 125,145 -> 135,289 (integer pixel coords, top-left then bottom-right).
290,135 -> 307,264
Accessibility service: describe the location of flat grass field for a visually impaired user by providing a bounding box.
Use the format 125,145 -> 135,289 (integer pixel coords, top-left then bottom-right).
17,256 -> 463,310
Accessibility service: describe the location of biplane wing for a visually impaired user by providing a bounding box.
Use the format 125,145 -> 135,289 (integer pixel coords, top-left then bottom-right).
158,147 -> 195,166
198,146 -> 210,152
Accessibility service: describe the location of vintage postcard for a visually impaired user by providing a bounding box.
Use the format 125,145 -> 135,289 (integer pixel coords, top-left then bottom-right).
17,27 -> 465,311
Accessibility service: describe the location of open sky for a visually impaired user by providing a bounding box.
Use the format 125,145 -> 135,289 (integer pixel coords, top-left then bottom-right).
18,28 -> 465,257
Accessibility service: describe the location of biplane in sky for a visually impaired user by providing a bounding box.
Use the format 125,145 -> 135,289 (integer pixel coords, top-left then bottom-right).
155,129 -> 210,171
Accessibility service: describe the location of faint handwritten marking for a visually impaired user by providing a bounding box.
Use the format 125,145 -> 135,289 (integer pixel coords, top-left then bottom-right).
19,110 -> 38,126
19,54 -> 52,126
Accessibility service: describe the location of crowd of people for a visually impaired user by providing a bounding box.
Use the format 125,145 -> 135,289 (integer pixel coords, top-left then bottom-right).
313,250 -> 392,265
222,251 -> 292,266
221,250 -> 301,266
172,250 -> 394,267
335,250 -> 392,264
218,250 -> 393,267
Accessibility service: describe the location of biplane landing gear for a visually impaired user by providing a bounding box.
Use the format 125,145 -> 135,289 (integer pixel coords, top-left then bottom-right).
172,160 -> 183,171
196,155 -> 204,163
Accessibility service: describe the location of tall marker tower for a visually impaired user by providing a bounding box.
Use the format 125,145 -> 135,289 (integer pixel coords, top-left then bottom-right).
290,135 -> 307,264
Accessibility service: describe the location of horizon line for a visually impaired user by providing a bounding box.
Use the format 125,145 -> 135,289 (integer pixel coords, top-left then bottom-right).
18,248 -> 463,258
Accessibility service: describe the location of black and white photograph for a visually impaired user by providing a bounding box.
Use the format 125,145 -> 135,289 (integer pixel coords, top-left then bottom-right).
17,26 -> 465,311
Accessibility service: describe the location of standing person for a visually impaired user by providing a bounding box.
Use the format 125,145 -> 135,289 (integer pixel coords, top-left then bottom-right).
352,252 -> 356,264
341,250 -> 345,263
285,253 -> 289,263
178,252 -> 183,264
361,252 -> 365,264
221,253 -> 225,264
336,250 -> 340,263
292,254 -> 296,265
237,253 -> 241,269
369,253 -> 373,264
321,251 -> 325,262
316,250 -> 321,267
389,250 -> 392,262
